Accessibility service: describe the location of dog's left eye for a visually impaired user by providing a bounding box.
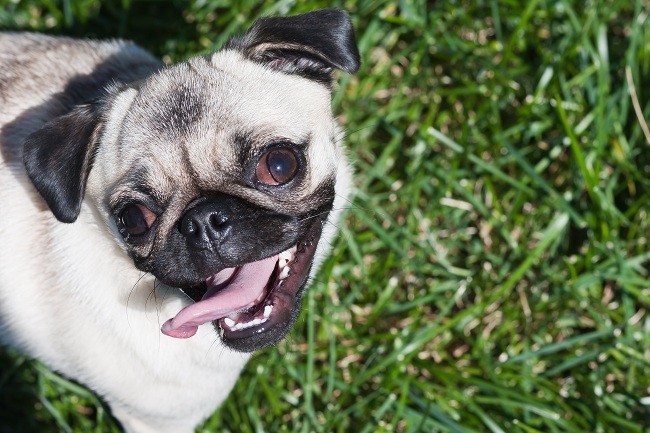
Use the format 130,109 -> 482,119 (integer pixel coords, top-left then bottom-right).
256,147 -> 299,186
120,204 -> 156,237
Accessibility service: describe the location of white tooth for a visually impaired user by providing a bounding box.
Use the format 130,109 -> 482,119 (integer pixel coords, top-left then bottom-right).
224,318 -> 236,328
279,266 -> 290,280
264,305 -> 273,318
279,249 -> 293,261
278,258 -> 288,269
229,316 -> 269,332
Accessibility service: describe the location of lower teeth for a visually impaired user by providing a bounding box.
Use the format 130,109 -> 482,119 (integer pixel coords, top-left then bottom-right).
223,249 -> 291,334
224,304 -> 274,332
227,317 -> 268,331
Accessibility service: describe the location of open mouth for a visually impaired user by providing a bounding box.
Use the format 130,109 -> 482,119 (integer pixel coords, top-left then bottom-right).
161,220 -> 322,350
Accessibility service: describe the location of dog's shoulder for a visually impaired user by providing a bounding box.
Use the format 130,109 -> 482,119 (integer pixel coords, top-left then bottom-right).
0,32 -> 162,164
0,32 -> 162,103
0,31 -> 158,68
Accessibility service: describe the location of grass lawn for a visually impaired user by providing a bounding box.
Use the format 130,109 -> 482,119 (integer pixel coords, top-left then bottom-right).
1,0 -> 649,432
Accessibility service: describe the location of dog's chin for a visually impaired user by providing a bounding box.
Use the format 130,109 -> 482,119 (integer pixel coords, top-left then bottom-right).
161,218 -> 324,353
217,270 -> 311,352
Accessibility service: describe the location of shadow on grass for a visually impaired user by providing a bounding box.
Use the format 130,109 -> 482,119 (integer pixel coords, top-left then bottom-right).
0,347 -> 55,433
0,346 -> 121,433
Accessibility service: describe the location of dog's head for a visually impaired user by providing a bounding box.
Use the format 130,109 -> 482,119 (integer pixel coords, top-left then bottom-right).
22,9 -> 359,352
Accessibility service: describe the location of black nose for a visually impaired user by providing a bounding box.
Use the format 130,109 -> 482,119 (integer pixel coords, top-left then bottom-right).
179,197 -> 234,250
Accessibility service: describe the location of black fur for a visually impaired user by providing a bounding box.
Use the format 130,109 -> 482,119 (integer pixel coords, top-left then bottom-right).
148,79 -> 206,136
219,264 -> 312,352
12,43 -> 161,224
134,192 -> 334,289
18,10 -> 356,225
227,8 -> 361,84
22,104 -> 102,223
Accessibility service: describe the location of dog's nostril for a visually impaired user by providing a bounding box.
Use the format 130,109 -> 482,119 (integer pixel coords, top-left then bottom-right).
180,217 -> 198,236
179,199 -> 234,245
179,212 -> 229,240
209,213 -> 227,228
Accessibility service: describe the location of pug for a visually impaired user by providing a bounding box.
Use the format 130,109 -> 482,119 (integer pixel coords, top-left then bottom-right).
0,8 -> 359,433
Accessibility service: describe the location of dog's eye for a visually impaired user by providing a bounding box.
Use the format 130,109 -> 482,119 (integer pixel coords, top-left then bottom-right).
256,148 -> 299,186
120,204 -> 156,237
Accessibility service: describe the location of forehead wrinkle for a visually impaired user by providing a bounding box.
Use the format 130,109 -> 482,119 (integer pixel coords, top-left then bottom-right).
147,183 -> 199,258
209,52 -> 332,133
129,64 -> 216,141
141,144 -> 187,189
183,129 -> 233,191
115,49 -> 339,216
189,54 -> 245,85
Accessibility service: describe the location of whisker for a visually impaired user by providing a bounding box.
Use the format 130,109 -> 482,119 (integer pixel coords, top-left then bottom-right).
334,192 -> 382,222
204,335 -> 222,359
333,123 -> 378,145
153,281 -> 162,329
145,279 -> 158,315
127,272 -> 147,309
126,272 -> 148,329
296,209 -> 333,224
295,204 -> 358,224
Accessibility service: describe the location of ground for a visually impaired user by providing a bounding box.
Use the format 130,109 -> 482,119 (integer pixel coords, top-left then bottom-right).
0,1 -> 649,432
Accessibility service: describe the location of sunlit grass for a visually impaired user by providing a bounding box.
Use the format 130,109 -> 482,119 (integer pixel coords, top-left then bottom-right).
1,1 -> 649,432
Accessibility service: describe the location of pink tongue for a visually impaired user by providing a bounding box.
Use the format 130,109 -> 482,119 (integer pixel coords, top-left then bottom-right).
161,255 -> 277,339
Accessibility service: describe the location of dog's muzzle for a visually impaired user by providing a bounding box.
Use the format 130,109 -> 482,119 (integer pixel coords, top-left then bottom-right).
161,214 -> 325,352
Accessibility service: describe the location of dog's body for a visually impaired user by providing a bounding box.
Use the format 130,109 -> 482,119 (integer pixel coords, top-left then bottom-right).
0,10 -> 358,433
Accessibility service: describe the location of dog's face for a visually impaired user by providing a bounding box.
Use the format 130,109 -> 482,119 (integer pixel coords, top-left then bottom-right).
21,9 -> 359,352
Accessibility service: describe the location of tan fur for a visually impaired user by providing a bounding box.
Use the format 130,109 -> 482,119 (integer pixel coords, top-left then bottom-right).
0,29 -> 353,433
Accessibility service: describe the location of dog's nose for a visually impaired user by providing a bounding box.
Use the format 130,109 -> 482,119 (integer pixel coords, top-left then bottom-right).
179,198 -> 233,250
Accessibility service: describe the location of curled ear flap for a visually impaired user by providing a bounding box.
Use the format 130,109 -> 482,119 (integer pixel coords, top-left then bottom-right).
23,104 -> 102,223
229,8 -> 361,83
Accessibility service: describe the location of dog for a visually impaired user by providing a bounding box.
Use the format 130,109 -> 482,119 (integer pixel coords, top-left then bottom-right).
0,9 -> 359,432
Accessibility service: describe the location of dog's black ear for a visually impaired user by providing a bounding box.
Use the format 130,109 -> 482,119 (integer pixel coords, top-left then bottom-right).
23,104 -> 102,223
228,8 -> 361,83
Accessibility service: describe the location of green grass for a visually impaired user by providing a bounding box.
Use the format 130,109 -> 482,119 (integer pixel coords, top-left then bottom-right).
1,0 -> 649,432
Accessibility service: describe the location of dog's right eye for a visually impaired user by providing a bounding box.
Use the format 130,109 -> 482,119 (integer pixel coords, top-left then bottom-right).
120,204 -> 156,237
255,147 -> 299,186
